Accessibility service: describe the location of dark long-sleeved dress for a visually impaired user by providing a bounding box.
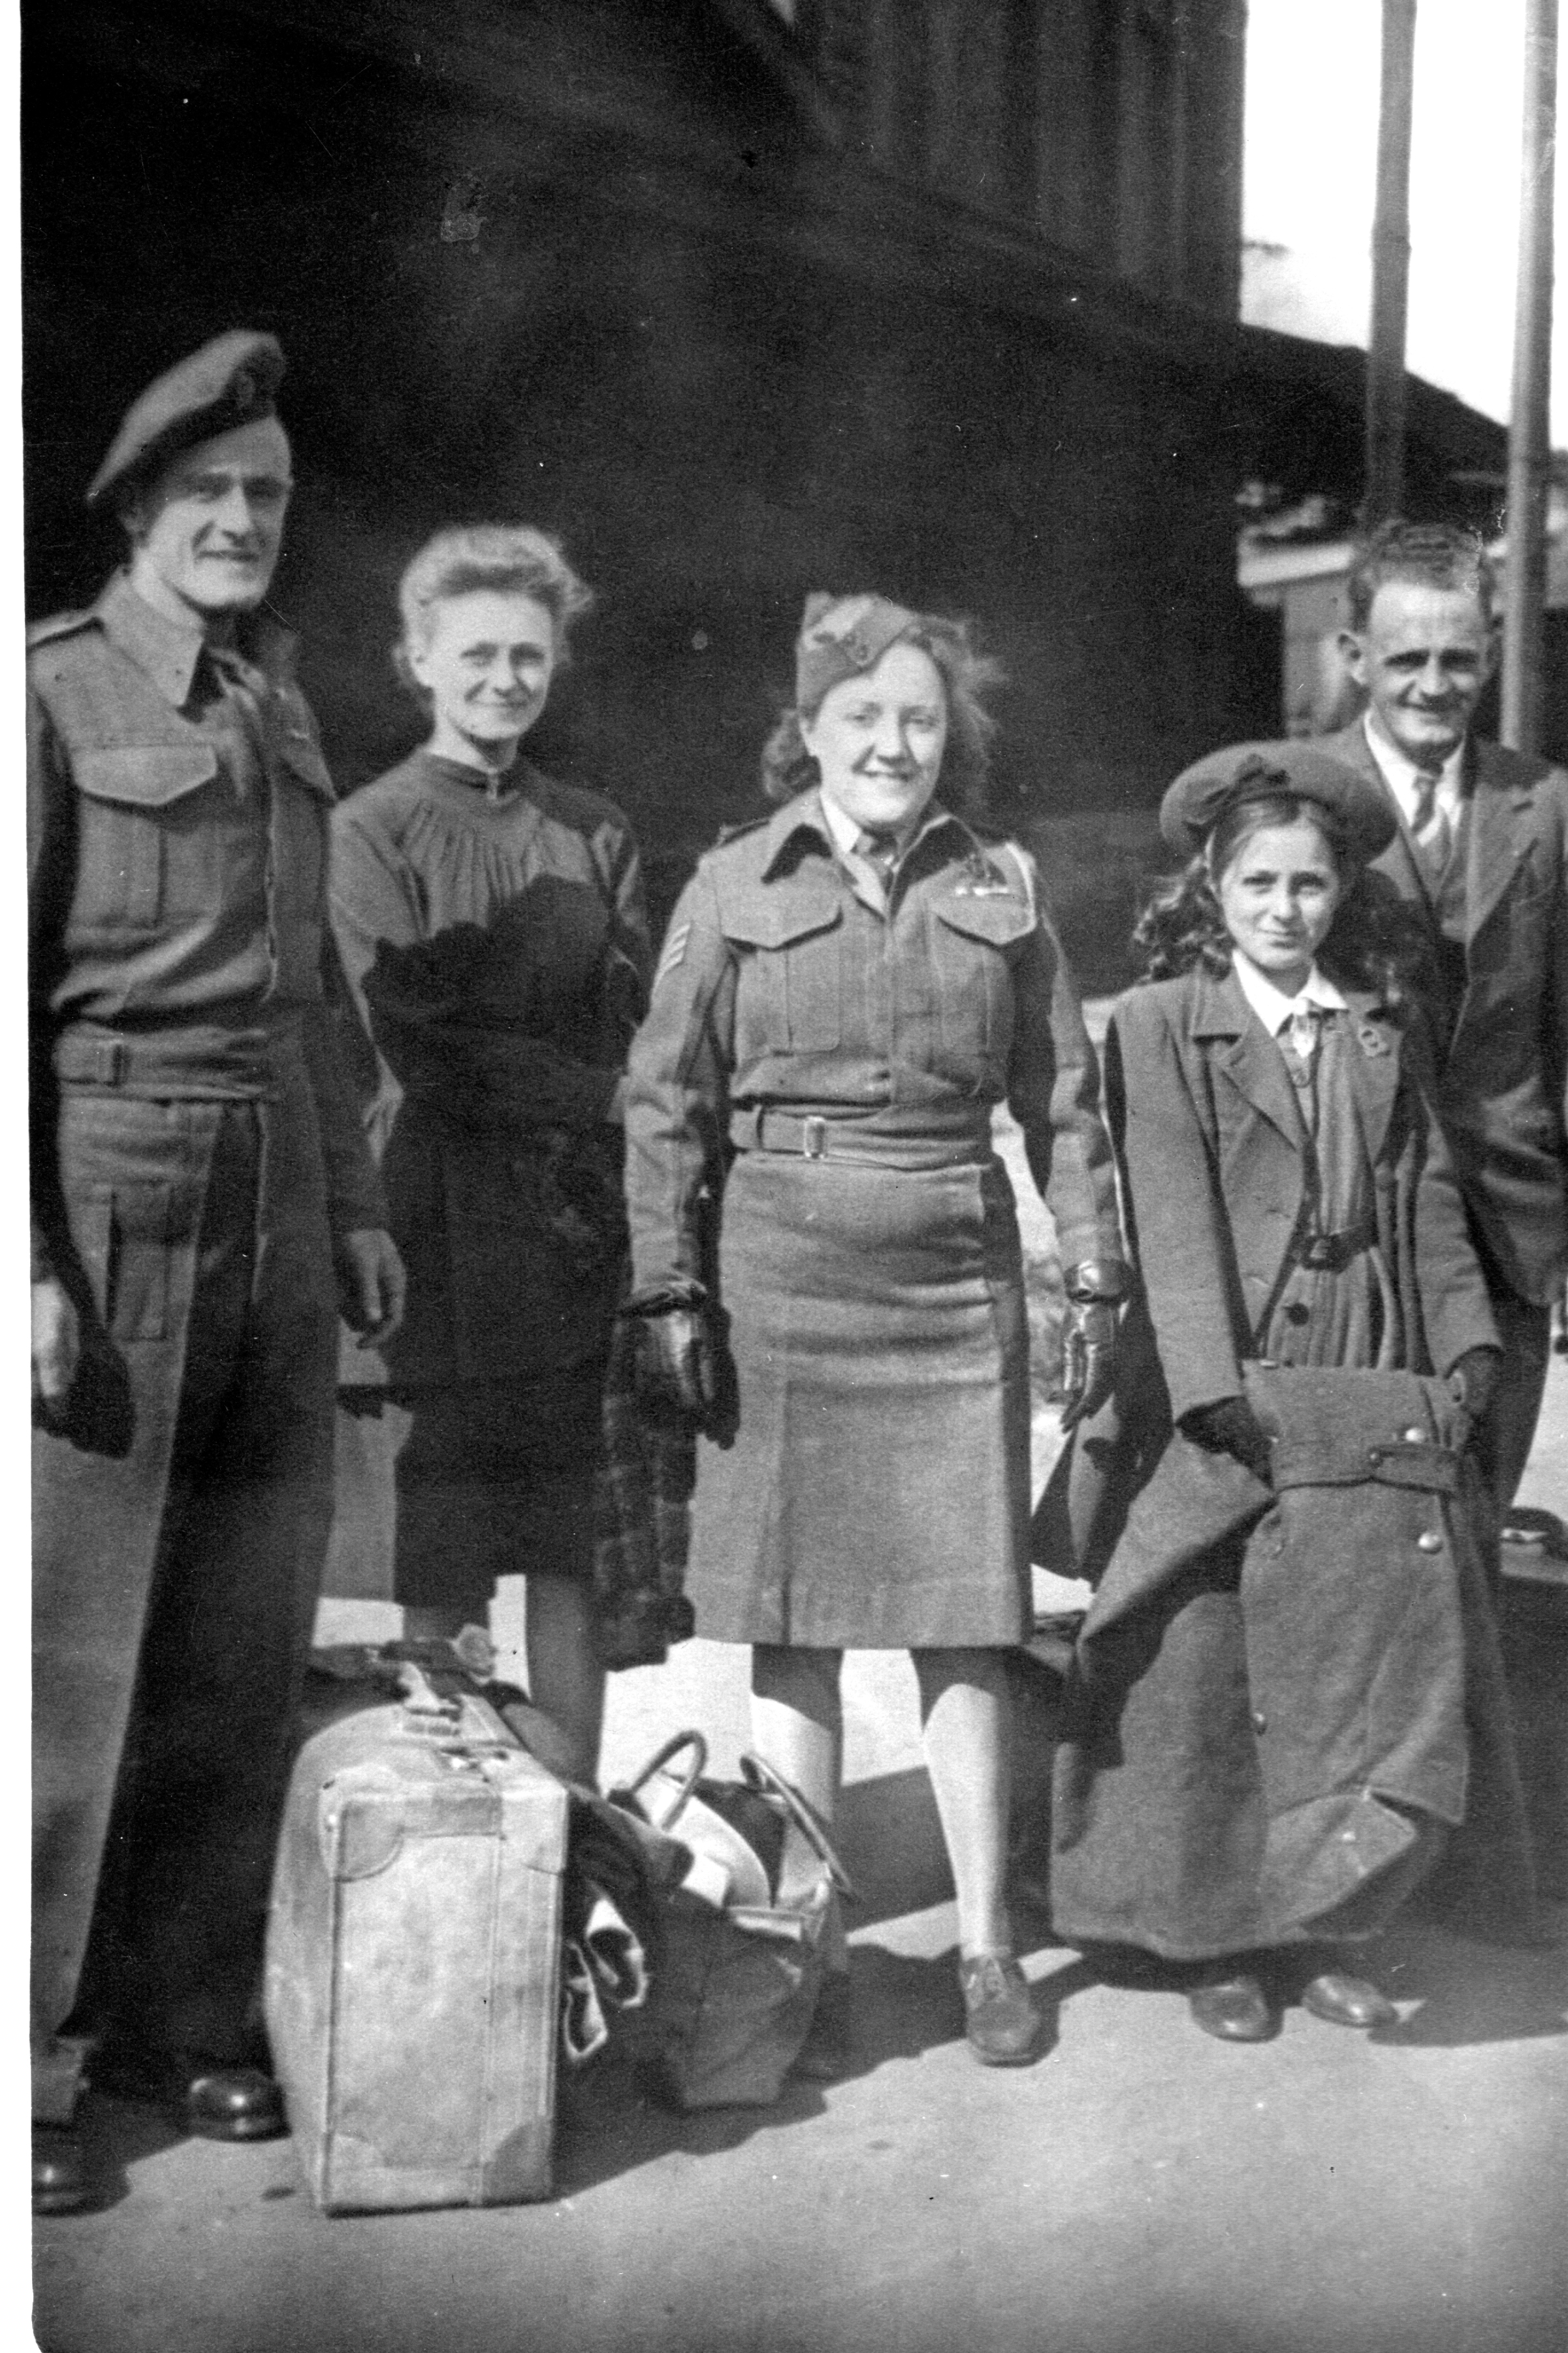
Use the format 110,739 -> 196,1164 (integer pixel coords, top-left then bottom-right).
330,748 -> 650,1612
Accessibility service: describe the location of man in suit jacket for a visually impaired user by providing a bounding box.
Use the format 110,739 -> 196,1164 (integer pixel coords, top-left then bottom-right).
1326,519 -> 1568,1516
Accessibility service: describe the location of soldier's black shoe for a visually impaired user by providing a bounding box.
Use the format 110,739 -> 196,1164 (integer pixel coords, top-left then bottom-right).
185,2067 -> 287,2142
33,2128 -> 97,2216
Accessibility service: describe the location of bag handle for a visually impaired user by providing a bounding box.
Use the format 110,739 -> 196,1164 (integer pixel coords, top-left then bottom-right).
616,1730 -> 709,1829
740,1753 -> 857,1900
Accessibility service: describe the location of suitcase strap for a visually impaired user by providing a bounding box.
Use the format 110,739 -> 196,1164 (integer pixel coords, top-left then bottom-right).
393,1662 -> 517,1753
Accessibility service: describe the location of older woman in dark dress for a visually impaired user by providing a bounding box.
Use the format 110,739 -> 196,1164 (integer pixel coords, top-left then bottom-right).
330,526 -> 649,1781
623,593 -> 1127,2068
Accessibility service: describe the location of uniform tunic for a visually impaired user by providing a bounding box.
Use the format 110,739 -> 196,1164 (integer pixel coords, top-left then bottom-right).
624,789 -> 1121,1648
29,573 -> 385,2117
330,750 -> 650,1610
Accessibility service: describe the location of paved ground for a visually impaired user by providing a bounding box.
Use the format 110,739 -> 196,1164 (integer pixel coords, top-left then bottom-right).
31,1065 -> 1568,2351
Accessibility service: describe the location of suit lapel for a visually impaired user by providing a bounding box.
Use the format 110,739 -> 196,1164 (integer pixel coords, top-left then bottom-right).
1329,720 -> 1436,907
1464,740 -> 1538,943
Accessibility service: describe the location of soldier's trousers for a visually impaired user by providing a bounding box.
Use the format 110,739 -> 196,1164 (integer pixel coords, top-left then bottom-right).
32,1058 -> 336,2122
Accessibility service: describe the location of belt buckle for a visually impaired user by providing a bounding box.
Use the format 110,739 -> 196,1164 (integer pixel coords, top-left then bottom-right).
803,1116 -> 827,1160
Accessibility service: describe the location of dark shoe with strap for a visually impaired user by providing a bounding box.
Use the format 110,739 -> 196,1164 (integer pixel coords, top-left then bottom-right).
33,2127 -> 98,2216
1301,1969 -> 1398,2030
957,1953 -> 1040,2066
185,2067 -> 288,2143
1187,1968 -> 1276,2043
792,1971 -> 857,2083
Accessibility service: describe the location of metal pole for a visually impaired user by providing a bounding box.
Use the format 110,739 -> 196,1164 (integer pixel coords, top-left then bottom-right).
1501,0 -> 1558,755
1366,0 -> 1418,527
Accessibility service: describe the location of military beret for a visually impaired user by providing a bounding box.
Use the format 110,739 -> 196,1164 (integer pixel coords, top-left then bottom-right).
85,330 -> 287,511
795,591 -> 921,716
1160,740 -> 1396,868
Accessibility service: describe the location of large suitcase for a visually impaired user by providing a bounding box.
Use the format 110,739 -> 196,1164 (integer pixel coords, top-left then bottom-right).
264,1665 -> 569,2213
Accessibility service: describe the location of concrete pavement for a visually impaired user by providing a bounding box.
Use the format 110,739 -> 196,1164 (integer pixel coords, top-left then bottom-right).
34,1359 -> 1568,2353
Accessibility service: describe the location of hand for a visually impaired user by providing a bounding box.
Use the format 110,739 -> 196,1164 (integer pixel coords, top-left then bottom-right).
1447,1345 -> 1501,1427
1059,1299 -> 1119,1431
1181,1396 -> 1274,1484
335,1227 -> 407,1347
31,1276 -> 80,1405
630,1307 -> 719,1433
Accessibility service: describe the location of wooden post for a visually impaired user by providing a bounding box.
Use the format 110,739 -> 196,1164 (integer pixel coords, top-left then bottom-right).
1366,0 -> 1418,526
1501,0 -> 1558,755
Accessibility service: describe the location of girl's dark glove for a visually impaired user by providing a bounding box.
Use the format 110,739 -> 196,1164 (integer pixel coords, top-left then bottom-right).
1181,1396 -> 1274,1484
1059,1259 -> 1132,1431
630,1306 -> 721,1435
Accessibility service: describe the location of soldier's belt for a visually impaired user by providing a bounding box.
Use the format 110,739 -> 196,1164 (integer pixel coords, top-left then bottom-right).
54,1016 -> 305,1098
729,1105 -> 990,1169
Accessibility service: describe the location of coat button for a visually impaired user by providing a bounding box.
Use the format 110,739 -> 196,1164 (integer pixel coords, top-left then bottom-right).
1252,1710 -> 1267,1734
1284,1301 -> 1310,1326
1416,1531 -> 1443,1553
1401,1427 -> 1425,1444
1368,1448 -> 1384,1465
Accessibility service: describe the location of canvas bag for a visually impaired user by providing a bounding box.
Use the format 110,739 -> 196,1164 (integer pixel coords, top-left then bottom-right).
609,1732 -> 856,2109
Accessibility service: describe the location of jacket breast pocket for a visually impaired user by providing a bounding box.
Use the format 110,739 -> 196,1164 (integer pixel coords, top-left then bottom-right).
722,899 -> 844,1054
72,743 -> 220,932
932,895 -> 1035,1059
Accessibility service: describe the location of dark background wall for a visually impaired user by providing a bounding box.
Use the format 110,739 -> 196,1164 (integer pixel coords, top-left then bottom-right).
24,0 -> 1270,973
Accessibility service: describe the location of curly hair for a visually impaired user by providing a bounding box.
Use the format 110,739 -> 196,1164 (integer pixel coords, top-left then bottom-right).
1134,792 -> 1428,999
392,524 -> 594,697
758,609 -> 1004,816
1345,519 -> 1496,632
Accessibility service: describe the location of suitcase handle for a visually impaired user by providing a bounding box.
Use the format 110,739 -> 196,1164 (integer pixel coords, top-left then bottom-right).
617,1730 -> 709,1828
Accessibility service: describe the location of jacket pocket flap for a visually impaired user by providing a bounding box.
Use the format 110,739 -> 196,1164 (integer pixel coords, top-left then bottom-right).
933,894 -> 1036,948
718,892 -> 842,950
73,743 -> 219,805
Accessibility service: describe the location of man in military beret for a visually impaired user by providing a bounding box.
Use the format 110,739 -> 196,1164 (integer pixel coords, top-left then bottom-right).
1324,520 -> 1568,1524
29,331 -> 404,2209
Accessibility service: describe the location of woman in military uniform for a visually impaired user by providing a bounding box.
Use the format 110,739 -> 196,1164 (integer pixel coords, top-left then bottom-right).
330,525 -> 650,1783
622,593 -> 1127,2069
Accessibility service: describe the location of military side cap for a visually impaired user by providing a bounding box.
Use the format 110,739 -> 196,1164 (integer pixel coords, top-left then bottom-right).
795,591 -> 921,715
85,330 -> 287,510
1160,740 -> 1396,868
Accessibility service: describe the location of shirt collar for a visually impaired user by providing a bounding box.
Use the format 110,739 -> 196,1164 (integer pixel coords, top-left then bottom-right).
759,787 -> 974,879
95,570 -> 297,709
1361,711 -> 1464,813
1230,951 -> 1347,1035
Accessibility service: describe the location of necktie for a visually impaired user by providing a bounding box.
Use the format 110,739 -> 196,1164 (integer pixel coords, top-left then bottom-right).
1409,768 -> 1452,877
857,828 -> 902,884
1283,1002 -> 1321,1064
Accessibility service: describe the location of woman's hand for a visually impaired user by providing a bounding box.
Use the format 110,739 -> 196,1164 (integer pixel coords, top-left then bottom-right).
631,1306 -> 718,1432
1180,1395 -> 1274,1484
1058,1259 -> 1132,1429
32,1276 -> 80,1406
1447,1345 -> 1501,1435
334,1227 -> 408,1348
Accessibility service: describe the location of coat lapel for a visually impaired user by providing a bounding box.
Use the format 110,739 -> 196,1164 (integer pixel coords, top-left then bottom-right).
1334,986 -> 1403,1169
1327,720 -> 1435,907
1195,968 -> 1304,1149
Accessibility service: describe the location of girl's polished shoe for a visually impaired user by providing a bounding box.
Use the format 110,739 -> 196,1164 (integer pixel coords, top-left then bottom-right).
957,1953 -> 1040,2066
1187,1967 -> 1276,2043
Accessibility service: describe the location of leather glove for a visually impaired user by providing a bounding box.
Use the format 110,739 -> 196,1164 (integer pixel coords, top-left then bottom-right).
1181,1396 -> 1274,1484
1059,1259 -> 1131,1431
630,1306 -> 720,1435
1447,1346 -> 1501,1423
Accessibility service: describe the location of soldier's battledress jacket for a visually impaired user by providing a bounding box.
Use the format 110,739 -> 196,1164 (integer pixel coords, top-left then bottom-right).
28,571 -> 383,2121
623,789 -> 1123,1648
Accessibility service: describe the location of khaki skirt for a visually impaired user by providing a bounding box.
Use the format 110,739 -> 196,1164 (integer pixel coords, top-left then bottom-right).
688,1145 -> 1032,1648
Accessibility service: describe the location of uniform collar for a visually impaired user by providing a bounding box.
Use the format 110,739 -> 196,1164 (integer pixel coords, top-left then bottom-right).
758,787 -> 980,879
95,569 -> 297,709
1361,710 -> 1466,813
